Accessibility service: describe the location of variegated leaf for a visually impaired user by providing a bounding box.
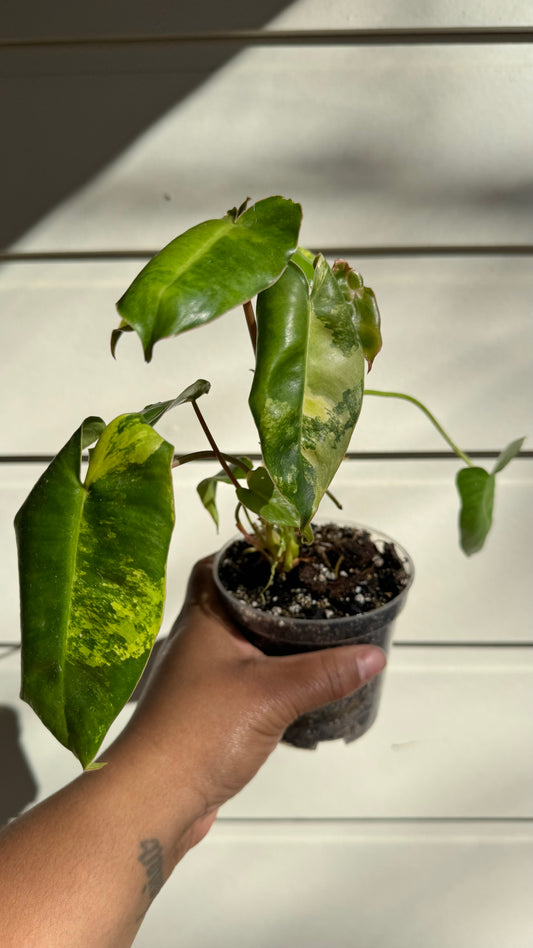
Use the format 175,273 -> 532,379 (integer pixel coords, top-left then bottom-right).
332,258 -> 382,370
250,256 -> 365,528
15,414 -> 175,768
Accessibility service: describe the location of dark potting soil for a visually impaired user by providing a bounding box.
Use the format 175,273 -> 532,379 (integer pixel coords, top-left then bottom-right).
218,523 -> 410,621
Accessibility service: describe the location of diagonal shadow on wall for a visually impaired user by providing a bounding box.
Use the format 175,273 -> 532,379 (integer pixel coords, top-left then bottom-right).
0,706 -> 38,828
0,1 -> 293,249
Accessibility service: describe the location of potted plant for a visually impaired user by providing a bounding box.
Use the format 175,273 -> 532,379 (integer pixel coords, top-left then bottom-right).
14,196 -> 524,768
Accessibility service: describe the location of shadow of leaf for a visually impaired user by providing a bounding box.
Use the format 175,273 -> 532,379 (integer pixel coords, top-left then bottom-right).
0,705 -> 39,828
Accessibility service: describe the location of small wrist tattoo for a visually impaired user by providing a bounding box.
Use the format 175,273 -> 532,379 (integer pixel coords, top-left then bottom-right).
138,838 -> 164,904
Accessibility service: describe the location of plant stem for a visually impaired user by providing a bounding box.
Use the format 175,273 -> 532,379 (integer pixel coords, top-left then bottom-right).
243,300 -> 257,354
325,488 -> 343,510
364,389 -> 475,467
191,401 -> 242,489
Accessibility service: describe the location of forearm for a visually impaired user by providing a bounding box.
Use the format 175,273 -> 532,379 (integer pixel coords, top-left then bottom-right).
0,560 -> 386,947
0,729 -> 205,948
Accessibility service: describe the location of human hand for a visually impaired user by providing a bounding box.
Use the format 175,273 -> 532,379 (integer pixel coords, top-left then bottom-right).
123,556 -> 386,826
0,556 -> 388,948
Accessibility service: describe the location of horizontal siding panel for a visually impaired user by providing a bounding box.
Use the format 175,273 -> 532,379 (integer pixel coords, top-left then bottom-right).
134,820 -> 533,948
1,459 -> 531,645
29,6 -> 522,45
1,641 -> 532,819
4,0 -> 533,40
1,258 -> 531,454
328,459 -> 533,645
270,1 -> 533,31
2,0 -> 533,41
5,44 -> 532,251
221,647 -> 533,818
0,0 -> 291,43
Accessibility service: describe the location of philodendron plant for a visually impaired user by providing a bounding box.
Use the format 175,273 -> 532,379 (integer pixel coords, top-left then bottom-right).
15,196 -> 524,769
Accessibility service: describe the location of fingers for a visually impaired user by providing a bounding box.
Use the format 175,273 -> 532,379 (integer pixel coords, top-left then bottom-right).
257,644 -> 387,731
170,554 -> 242,639
156,556 -> 387,751
126,558 -> 389,815
169,554 -> 262,652
175,554 -> 217,620
174,555 -> 388,730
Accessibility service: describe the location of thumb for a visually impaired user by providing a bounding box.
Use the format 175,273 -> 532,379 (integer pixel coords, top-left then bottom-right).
263,644 -> 387,727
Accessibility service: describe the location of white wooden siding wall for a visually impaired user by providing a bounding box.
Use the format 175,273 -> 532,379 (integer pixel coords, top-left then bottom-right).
1,2 -> 532,945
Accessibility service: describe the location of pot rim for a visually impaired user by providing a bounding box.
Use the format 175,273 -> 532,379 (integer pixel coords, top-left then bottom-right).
213,520 -> 415,631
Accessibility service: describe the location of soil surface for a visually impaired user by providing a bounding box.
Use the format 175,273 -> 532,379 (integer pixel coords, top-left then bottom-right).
218,523 -> 410,621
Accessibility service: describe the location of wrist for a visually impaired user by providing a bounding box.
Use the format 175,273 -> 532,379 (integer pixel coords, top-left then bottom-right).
98,723 -> 211,868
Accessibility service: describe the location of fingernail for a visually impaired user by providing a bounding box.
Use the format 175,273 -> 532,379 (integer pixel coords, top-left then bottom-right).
356,647 -> 387,683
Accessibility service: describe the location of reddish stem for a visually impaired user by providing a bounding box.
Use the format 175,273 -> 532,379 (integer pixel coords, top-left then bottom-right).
243,300 -> 257,354
191,401 -> 241,490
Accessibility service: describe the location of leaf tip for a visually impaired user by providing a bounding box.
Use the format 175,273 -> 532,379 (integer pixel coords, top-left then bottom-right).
84,760 -> 108,772
110,329 -> 120,359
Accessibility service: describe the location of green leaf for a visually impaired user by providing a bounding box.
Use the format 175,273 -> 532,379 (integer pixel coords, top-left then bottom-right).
140,379 -> 211,426
197,457 -> 252,529
250,256 -> 365,528
110,320 -> 134,359
291,246 -> 316,282
332,259 -> 382,370
115,196 -> 302,361
81,416 -> 106,449
456,466 -> 495,556
331,258 -> 364,293
15,414 -> 175,768
236,466 -> 300,526
491,436 -> 525,474
351,285 -> 382,371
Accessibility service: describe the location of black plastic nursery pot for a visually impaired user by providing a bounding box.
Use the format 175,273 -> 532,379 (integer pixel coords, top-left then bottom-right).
213,523 -> 414,749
